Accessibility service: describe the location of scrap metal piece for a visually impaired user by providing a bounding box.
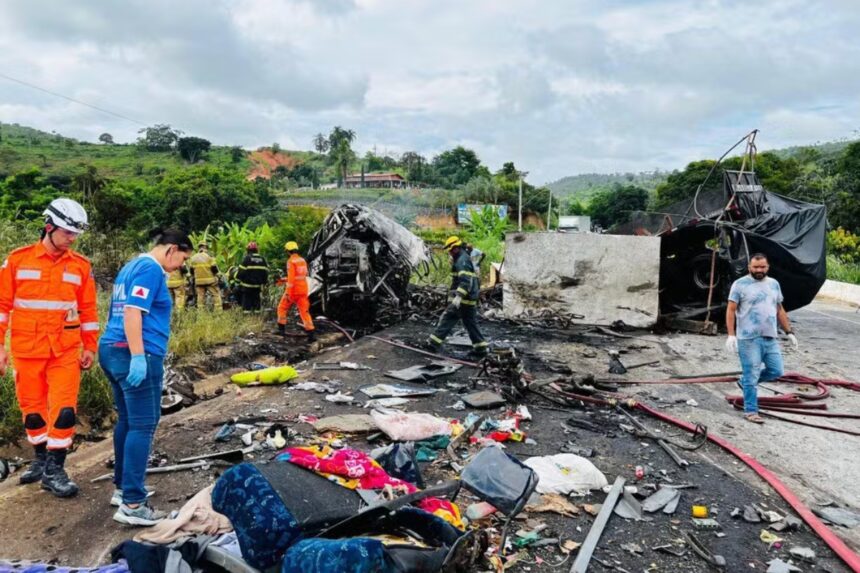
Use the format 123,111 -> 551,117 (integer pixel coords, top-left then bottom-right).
462,390 -> 506,409
684,531 -> 726,569
614,491 -> 651,521
766,559 -> 802,573
691,517 -> 722,530
642,487 -> 681,513
359,383 -> 439,398
313,361 -> 371,371
570,476 -> 626,573
385,361 -> 462,382
179,449 -> 245,464
813,506 -> 860,528
652,544 -> 687,557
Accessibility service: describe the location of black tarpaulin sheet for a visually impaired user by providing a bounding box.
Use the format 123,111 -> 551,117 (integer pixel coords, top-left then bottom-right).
618,170 -> 827,311
729,189 -> 827,310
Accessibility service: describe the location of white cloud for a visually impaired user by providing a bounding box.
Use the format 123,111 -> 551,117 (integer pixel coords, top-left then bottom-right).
0,0 -> 858,183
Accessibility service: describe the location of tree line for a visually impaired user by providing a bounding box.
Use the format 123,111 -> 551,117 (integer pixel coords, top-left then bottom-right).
566,142 -> 860,233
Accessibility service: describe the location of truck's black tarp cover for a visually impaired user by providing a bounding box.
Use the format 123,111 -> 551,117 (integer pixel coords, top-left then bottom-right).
729,183 -> 827,310
618,170 -> 827,311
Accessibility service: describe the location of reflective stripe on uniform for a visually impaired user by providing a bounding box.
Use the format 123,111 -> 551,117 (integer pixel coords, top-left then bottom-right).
473,341 -> 489,348
457,270 -> 477,277
62,272 -> 82,285
429,334 -> 444,344
460,299 -> 476,305
82,322 -> 99,331
27,432 -> 48,445
0,312 -> 7,323
239,265 -> 268,271
16,269 -> 41,280
13,298 -> 78,311
456,287 -> 468,296
48,437 -> 72,449
239,282 -> 262,288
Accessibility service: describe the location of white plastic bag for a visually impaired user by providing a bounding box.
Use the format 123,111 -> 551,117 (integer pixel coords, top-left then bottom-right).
523,453 -> 608,495
370,409 -> 452,441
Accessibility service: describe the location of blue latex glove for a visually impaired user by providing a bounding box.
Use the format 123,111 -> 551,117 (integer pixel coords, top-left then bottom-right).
127,354 -> 147,388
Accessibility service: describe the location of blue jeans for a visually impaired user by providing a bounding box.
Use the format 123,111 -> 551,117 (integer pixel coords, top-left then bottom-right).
738,337 -> 784,413
98,343 -> 164,505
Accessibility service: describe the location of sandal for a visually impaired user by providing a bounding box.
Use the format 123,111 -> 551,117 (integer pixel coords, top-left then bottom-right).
744,413 -> 765,424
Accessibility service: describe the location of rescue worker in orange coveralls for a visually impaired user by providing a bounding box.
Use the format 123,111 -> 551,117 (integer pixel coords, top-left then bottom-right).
276,241 -> 315,342
0,198 -> 99,497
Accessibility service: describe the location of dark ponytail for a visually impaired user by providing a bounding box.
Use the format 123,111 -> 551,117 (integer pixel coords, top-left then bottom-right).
149,227 -> 193,252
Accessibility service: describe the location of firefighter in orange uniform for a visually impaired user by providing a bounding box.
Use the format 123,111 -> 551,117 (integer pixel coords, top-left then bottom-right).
276,241 -> 315,341
0,198 -> 99,497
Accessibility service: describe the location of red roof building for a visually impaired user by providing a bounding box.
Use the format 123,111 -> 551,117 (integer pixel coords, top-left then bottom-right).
343,172 -> 406,188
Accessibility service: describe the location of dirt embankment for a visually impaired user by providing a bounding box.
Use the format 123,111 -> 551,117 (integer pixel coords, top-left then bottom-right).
246,149 -> 302,180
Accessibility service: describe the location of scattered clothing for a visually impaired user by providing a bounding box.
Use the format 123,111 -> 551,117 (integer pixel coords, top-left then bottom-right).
279,445 -> 462,528
136,485 -> 232,545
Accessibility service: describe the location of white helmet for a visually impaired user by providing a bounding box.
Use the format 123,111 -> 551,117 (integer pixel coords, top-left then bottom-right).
43,198 -> 89,234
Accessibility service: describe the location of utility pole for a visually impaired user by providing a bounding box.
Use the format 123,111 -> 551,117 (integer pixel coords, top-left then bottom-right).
546,189 -> 552,231
518,171 -> 528,231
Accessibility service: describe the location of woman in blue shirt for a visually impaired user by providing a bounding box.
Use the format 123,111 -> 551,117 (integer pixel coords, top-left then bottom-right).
99,229 -> 192,526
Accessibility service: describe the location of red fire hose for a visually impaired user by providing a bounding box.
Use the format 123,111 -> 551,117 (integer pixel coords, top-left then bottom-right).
544,375 -> 860,570
637,401 -> 860,571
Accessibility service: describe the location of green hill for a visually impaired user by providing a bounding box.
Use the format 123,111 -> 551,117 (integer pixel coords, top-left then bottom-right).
546,171 -> 667,202
0,122 -> 251,184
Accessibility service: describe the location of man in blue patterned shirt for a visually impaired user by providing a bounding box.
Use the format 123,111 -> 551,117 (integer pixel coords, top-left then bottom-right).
725,253 -> 798,423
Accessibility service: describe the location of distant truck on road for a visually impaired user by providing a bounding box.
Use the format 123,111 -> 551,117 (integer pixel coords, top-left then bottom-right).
557,216 -> 591,232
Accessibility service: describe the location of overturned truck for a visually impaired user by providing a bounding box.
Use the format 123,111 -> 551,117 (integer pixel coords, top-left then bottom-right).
306,204 -> 432,324
618,169 -> 828,318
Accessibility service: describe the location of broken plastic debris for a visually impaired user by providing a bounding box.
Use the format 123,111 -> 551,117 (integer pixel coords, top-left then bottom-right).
462,390 -> 506,409
359,383 -> 438,398
766,559 -> 802,573
293,381 -> 339,393
788,546 -> 816,562
465,501 -> 497,520
324,392 -> 354,404
759,529 -> 783,548
364,397 -> 411,409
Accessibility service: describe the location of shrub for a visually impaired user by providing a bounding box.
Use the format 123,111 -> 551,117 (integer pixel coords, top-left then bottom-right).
827,227 -> 860,263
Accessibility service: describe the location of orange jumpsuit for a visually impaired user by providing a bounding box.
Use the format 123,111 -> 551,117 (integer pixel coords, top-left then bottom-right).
277,253 -> 314,332
0,242 -> 99,450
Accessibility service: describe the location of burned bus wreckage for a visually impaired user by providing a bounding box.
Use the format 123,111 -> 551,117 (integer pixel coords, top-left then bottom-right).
305,204 -> 433,324
618,169 -> 828,319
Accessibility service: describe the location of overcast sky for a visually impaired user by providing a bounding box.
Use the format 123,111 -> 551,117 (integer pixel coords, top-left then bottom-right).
1,0 -> 858,184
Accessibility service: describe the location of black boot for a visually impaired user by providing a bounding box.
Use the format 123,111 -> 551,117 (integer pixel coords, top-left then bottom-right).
41,449 -> 79,498
306,330 -> 316,342
277,323 -> 286,336
18,445 -> 47,485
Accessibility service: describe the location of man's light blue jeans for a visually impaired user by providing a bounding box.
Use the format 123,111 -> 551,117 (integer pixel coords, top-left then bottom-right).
738,336 -> 784,413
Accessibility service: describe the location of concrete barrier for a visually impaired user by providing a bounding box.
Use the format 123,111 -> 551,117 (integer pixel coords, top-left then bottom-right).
815,279 -> 860,307
502,232 -> 661,327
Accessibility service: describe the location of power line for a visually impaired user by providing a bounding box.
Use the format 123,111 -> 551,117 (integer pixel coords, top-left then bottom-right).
0,71 -> 145,126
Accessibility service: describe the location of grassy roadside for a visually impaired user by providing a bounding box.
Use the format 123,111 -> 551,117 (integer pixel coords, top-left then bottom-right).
0,308 -> 266,445
827,255 -> 860,285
